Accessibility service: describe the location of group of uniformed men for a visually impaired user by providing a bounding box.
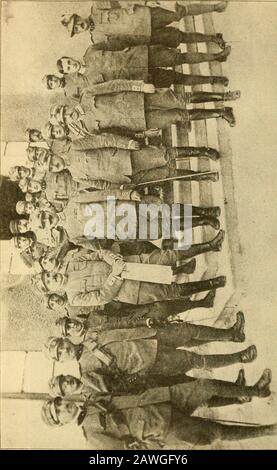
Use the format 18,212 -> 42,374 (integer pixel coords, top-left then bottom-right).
7,1 -> 275,448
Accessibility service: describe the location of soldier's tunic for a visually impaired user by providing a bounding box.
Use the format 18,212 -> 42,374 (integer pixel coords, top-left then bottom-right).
89,5 -> 152,47
63,73 -> 89,103
60,140 -> 168,184
77,81 -> 189,132
83,45 -> 149,84
60,249 -> 187,306
43,170 -> 92,212
79,332 -> 157,376
57,192 -> 169,243
80,378 -> 225,449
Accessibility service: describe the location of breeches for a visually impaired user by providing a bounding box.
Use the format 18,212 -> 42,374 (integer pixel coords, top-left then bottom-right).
149,344 -> 200,375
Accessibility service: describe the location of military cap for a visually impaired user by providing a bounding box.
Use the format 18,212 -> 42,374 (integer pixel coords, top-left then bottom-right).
49,105 -> 65,125
9,220 -> 20,235
19,178 -> 29,193
13,236 -> 20,249
8,166 -> 20,182
44,336 -> 62,361
61,14 -> 78,37
41,400 -> 61,427
42,75 -> 53,90
55,317 -> 68,337
16,201 -> 26,215
31,273 -> 48,294
26,146 -> 37,163
49,375 -> 64,397
41,122 -> 53,141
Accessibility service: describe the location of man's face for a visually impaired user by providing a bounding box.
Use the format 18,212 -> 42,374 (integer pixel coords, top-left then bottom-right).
73,18 -> 89,35
27,180 -> 42,194
66,319 -> 84,337
60,375 -> 81,396
17,166 -> 31,180
52,125 -> 66,140
41,256 -> 58,272
30,130 -> 43,142
42,272 -> 64,291
39,211 -> 59,230
49,155 -> 65,173
25,202 -> 35,215
48,294 -> 65,310
60,58 -> 80,74
17,236 -> 32,251
55,398 -> 79,425
35,147 -> 50,171
18,219 -> 30,233
57,338 -> 77,362
27,148 -> 37,162
48,76 -> 61,90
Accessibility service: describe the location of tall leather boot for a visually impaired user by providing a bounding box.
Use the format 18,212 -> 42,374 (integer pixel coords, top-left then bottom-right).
176,230 -> 225,260
176,1 -> 228,17
174,146 -> 220,161
188,90 -> 240,103
188,107 -> 236,127
194,345 -> 257,370
178,275 -> 226,296
192,206 -> 221,218
191,216 -> 220,230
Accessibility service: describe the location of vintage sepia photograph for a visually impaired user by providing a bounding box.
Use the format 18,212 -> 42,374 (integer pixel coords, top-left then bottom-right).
1,0 -> 277,451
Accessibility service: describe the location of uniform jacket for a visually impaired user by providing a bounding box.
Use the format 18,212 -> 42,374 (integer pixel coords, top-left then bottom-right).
79,334 -> 158,376
58,195 -> 138,242
78,79 -> 147,131
62,248 -> 141,306
62,140 -> 133,184
83,45 -> 149,84
89,4 -> 152,48
43,170 -> 82,212
81,401 -> 171,450
63,73 -> 89,103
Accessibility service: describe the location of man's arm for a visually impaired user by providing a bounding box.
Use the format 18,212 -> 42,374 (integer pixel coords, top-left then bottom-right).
73,133 -> 138,150
91,33 -> 149,50
82,79 -> 154,96
75,179 -> 121,191
70,276 -> 123,306
71,189 -> 133,204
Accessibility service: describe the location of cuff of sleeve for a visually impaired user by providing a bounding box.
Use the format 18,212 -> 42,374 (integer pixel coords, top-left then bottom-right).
131,81 -> 144,92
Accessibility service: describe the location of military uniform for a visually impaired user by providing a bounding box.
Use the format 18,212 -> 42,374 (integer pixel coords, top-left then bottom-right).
57,248 -> 207,307
78,81 -> 189,132
87,4 -> 197,49
58,136 -> 168,184
80,377 -> 257,449
42,169 -> 107,212
82,44 -> 194,89
63,73 -> 89,103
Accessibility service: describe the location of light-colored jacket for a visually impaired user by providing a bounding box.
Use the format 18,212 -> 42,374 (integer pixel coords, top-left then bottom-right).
79,79 -> 147,131
63,73 -> 89,103
89,4 -> 152,47
63,249 -> 141,305
83,45 -> 149,84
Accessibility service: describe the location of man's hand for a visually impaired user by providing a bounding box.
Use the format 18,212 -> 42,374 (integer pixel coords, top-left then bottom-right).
146,318 -> 166,328
130,191 -> 141,202
128,139 -> 140,150
124,436 -> 142,450
112,258 -> 126,276
146,1 -> 161,7
142,83 -> 155,94
120,183 -> 136,190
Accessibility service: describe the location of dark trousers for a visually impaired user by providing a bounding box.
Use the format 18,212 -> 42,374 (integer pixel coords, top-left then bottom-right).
147,323 -> 242,376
